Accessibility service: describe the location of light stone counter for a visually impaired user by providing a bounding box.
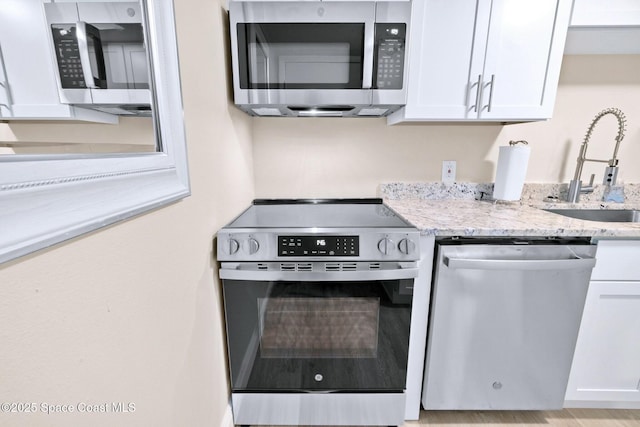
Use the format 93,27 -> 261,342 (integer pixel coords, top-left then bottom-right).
380,183 -> 640,238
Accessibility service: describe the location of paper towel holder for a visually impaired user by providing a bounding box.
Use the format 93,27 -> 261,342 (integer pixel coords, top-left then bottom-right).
492,140 -> 531,202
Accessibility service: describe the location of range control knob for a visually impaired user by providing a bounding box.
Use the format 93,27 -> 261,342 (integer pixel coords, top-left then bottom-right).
377,238 -> 395,255
245,238 -> 260,255
226,238 -> 240,255
398,238 -> 416,255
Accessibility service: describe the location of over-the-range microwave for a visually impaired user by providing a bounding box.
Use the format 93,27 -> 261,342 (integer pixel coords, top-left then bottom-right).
43,1 -> 152,116
229,1 -> 410,117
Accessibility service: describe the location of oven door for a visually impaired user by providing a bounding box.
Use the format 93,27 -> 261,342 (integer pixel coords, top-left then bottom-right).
229,1 -> 375,107
220,263 -> 417,392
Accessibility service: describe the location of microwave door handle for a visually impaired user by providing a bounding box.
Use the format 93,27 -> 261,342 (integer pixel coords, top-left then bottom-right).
76,21 -> 107,89
362,23 -> 375,89
76,21 -> 98,89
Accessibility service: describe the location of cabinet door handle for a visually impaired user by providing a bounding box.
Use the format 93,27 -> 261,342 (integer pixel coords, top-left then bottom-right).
472,74 -> 482,112
483,74 -> 495,113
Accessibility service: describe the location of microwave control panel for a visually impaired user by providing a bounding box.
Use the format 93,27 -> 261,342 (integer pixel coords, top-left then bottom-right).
374,23 -> 406,90
51,25 -> 87,89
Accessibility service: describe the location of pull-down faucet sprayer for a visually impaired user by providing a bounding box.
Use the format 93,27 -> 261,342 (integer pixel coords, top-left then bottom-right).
566,107 -> 627,203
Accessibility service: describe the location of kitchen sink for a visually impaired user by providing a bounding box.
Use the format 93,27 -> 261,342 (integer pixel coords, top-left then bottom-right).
544,209 -> 640,222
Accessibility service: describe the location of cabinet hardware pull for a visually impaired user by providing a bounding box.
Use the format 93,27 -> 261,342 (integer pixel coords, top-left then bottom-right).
484,74 -> 495,113
473,74 -> 482,112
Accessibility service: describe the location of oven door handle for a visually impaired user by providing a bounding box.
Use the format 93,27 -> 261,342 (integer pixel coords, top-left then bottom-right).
219,265 -> 419,281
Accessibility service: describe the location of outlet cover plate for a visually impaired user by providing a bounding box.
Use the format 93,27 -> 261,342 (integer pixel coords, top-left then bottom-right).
442,160 -> 456,183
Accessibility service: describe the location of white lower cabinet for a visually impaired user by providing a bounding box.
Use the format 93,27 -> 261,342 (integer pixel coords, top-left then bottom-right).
565,240 -> 640,409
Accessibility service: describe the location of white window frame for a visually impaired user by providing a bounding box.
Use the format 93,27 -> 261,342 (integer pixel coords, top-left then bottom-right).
0,0 -> 190,264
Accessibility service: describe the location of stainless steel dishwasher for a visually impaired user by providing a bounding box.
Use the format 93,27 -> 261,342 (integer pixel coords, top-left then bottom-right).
422,237 -> 597,410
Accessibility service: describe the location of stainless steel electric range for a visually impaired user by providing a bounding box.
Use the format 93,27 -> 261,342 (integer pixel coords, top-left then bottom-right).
217,199 -> 432,426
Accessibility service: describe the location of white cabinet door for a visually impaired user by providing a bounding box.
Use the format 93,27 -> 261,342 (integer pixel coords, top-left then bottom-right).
565,240 -> 640,409
565,281 -> 640,407
388,0 -> 489,121
480,0 -> 570,120
0,0 -> 112,121
388,0 -> 571,124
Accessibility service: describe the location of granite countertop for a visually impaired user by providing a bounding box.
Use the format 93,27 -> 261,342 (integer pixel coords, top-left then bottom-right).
381,183 -> 640,238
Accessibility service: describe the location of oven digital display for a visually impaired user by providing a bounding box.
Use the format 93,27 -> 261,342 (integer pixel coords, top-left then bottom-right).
278,236 -> 359,256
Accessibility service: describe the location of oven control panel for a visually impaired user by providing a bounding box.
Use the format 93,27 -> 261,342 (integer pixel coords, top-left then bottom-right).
217,231 -> 420,261
278,235 -> 359,257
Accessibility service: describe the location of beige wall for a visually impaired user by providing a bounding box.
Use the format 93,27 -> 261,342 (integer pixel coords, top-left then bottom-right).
0,117 -> 156,154
253,55 -> 640,198
0,1 -> 253,427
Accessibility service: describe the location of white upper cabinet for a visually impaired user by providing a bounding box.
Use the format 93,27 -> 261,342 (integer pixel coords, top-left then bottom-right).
570,0 -> 640,26
388,0 -> 572,123
0,0 -> 113,121
565,0 -> 640,55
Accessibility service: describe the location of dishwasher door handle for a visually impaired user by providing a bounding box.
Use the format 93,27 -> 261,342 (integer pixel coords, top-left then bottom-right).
443,256 -> 596,271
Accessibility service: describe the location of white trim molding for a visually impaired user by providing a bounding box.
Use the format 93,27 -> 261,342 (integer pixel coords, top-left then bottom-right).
0,0 -> 190,264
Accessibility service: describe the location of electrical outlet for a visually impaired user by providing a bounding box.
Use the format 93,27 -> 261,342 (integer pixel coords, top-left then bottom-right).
442,160 -> 456,183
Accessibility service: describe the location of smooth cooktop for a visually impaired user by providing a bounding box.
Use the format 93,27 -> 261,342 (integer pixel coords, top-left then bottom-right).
225,199 -> 414,229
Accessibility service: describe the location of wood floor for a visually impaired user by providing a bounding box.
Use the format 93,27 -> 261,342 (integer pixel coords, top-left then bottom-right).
404,409 -> 640,426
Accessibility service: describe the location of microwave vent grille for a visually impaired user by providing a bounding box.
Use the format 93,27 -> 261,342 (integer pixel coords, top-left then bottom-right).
252,107 -> 282,116
358,108 -> 389,116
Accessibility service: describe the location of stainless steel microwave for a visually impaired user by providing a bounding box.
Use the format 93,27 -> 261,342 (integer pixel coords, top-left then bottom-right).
229,1 -> 411,117
43,1 -> 151,116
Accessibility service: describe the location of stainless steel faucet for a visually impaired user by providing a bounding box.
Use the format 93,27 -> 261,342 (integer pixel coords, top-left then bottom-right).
566,107 -> 627,203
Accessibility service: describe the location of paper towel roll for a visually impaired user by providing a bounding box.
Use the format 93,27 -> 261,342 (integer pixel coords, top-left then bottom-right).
493,144 -> 530,201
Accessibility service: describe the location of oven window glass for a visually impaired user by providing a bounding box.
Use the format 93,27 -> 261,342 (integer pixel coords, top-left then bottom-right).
222,280 -> 413,392
258,297 -> 379,358
236,23 -> 365,89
